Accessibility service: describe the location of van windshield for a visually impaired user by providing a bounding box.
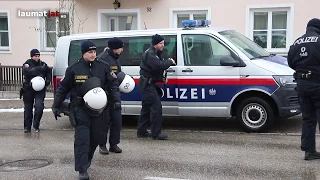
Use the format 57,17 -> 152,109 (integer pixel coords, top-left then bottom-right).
219,30 -> 271,59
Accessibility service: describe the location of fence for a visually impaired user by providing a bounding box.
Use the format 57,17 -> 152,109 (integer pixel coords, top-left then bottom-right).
0,63 -> 53,92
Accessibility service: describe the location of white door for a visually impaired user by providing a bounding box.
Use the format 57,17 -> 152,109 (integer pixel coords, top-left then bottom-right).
107,15 -> 137,31
178,33 -> 242,117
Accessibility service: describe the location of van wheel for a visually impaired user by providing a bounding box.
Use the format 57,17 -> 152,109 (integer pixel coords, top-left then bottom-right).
236,97 -> 275,132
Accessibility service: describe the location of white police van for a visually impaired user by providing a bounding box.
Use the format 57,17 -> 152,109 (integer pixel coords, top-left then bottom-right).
52,20 -> 301,132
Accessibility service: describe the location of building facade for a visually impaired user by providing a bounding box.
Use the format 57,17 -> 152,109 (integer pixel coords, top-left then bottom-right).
0,0 -> 319,66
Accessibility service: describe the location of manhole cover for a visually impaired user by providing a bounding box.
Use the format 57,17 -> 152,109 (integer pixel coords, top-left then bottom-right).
0,159 -> 52,172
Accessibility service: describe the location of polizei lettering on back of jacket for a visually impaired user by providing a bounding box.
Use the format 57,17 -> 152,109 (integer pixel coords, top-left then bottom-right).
294,36 -> 319,45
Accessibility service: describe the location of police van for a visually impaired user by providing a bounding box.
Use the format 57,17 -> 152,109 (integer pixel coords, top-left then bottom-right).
52,20 -> 301,132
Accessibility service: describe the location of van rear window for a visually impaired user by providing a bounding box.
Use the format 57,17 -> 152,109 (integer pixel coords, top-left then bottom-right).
68,35 -> 177,66
68,38 -> 110,66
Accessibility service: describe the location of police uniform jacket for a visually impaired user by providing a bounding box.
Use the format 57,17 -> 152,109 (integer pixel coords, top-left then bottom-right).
22,59 -> 52,88
98,49 -> 122,75
52,58 -> 121,109
139,46 -> 174,82
288,26 -> 320,74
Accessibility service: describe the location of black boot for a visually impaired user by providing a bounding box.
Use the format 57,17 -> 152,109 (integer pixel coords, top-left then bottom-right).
109,145 -> 122,153
152,132 -> 168,140
99,145 -> 109,155
24,128 -> 31,133
137,131 -> 152,138
305,151 -> 320,160
79,172 -> 89,180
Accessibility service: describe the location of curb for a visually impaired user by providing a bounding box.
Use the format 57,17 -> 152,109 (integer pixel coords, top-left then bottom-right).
0,91 -> 54,99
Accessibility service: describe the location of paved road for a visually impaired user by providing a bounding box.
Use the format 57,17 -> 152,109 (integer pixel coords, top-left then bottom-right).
1,100 -> 320,180
0,99 -> 305,134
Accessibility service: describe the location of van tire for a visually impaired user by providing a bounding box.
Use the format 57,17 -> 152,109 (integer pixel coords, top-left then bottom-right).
236,97 -> 275,132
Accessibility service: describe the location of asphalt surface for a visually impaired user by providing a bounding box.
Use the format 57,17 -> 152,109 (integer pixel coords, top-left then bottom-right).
1,99 -> 320,180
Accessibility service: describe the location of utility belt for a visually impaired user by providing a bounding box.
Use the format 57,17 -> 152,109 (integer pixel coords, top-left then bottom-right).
139,75 -> 164,97
70,96 -> 85,107
293,71 -> 320,80
140,75 -> 155,88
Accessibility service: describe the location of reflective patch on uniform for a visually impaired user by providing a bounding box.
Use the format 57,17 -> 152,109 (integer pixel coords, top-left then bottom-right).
111,66 -> 118,70
110,71 -> 117,79
75,75 -> 88,83
75,75 -> 88,80
24,64 -> 29,68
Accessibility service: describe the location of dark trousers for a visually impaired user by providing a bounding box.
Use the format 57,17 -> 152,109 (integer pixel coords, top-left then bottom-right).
74,107 -> 103,173
23,88 -> 46,130
100,106 -> 122,146
137,83 -> 163,137
296,79 -> 320,153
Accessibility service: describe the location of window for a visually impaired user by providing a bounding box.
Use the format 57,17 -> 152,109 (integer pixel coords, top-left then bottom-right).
68,35 -> 177,66
0,12 -> 9,50
219,30 -> 270,59
182,34 -> 233,66
171,9 -> 209,28
39,13 -> 70,51
107,15 -> 137,31
248,6 -> 291,50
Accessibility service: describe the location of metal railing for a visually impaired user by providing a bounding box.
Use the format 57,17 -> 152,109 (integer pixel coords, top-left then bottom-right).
0,63 -> 53,92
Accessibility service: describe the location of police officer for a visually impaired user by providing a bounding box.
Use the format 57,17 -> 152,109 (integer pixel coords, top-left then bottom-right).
137,34 -> 176,140
97,37 -> 124,154
288,18 -> 320,160
21,49 -> 51,133
51,40 -> 121,180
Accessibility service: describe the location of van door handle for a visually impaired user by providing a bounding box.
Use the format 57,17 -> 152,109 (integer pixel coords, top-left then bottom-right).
166,68 -> 175,73
182,68 -> 193,72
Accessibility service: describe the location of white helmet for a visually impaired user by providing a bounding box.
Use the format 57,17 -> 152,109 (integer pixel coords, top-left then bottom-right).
81,77 -> 108,116
83,87 -> 108,109
117,72 -> 135,93
30,76 -> 45,91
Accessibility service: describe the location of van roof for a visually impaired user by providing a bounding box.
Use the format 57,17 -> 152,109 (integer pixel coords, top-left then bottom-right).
61,27 -> 232,40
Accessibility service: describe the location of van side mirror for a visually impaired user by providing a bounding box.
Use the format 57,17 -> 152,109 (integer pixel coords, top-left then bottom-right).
220,55 -> 239,66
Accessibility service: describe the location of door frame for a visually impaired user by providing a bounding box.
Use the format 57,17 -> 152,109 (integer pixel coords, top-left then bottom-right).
97,9 -> 141,32
169,7 -> 212,28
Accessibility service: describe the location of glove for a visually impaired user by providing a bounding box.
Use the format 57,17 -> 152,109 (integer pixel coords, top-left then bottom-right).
45,80 -> 50,86
113,102 -> 121,110
52,107 -> 61,120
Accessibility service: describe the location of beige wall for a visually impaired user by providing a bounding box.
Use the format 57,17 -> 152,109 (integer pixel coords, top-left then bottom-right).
75,0 -> 319,37
0,1 -> 58,66
0,0 -> 319,66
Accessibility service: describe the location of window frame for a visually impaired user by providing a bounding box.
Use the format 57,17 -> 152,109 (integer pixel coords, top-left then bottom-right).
246,4 -> 294,54
38,10 -> 71,52
181,33 -> 238,66
68,34 -> 178,66
97,9 -> 141,32
169,8 -> 212,28
0,10 -> 11,52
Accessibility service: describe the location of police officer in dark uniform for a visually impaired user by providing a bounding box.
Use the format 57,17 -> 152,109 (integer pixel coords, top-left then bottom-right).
137,34 -> 176,140
51,40 -> 121,179
21,49 -> 51,133
288,18 -> 320,160
97,37 -> 124,154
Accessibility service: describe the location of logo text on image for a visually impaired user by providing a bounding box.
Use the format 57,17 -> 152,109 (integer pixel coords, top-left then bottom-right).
17,9 -> 66,18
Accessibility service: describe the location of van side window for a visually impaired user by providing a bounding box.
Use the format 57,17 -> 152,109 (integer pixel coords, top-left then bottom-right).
119,35 -> 177,66
182,34 -> 232,66
68,35 -> 177,66
68,38 -> 112,66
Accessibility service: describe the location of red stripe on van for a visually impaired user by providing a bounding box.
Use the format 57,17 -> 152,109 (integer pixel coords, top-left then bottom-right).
133,78 -> 277,86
